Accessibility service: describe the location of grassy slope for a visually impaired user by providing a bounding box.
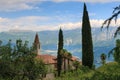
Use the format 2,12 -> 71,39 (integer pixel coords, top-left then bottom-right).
56,62 -> 120,80
92,62 -> 120,80
97,62 -> 120,73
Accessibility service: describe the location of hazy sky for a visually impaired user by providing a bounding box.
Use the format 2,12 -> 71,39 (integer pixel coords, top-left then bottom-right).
0,0 -> 120,32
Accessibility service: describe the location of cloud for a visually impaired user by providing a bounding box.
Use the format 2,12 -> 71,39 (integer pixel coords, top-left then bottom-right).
0,0 -> 40,12
0,16 -> 120,32
0,16 -> 50,31
53,0 -> 120,3
0,0 -> 120,12
59,19 -> 120,30
59,22 -> 81,30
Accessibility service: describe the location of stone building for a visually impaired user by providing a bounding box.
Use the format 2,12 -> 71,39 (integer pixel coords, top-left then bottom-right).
33,33 -> 81,73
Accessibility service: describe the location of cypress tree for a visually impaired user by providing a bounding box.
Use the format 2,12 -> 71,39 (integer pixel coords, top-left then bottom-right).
57,28 -> 63,76
82,3 -> 94,69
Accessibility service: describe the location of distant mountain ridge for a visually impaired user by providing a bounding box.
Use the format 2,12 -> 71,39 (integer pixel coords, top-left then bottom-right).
0,27 -> 118,66
9,29 -> 33,33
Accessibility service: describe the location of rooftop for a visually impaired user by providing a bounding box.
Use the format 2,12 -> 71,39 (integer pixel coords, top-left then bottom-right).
36,54 -> 57,64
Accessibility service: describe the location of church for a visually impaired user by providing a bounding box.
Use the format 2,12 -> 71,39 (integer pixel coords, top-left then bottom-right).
33,33 -> 81,73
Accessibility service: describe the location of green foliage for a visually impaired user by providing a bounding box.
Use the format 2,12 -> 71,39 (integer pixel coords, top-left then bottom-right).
82,3 -> 94,68
92,62 -> 120,80
57,28 -> 64,76
114,39 -> 120,63
100,53 -> 106,65
55,65 -> 94,80
109,39 -> 120,63
101,5 -> 120,37
73,61 -> 81,70
0,39 -> 46,80
55,62 -> 120,80
60,49 -> 72,73
60,49 -> 72,58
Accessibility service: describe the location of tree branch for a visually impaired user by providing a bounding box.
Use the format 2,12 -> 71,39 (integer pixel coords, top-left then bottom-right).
101,5 -> 120,37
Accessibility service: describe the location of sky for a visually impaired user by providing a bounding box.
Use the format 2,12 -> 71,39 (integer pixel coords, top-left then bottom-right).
0,0 -> 120,32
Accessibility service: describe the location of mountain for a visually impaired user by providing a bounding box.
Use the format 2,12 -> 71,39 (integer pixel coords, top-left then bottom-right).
0,27 -> 118,67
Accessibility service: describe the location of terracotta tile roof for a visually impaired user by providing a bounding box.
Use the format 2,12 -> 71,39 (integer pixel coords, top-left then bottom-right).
55,56 -> 79,61
36,54 -> 57,64
71,56 -> 78,61
71,56 -> 82,64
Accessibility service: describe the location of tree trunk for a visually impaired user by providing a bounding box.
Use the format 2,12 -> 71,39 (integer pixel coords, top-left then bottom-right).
68,59 -> 70,71
64,57 -> 66,73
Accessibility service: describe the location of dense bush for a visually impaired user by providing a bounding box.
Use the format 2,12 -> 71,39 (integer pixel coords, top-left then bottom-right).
55,62 -> 120,80
0,40 -> 47,80
55,65 -> 94,80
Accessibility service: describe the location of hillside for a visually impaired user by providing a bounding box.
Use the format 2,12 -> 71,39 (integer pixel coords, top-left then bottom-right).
0,28 -> 117,66
55,62 -> 120,80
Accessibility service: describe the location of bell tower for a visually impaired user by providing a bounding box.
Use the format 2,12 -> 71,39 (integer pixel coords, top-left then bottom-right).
34,33 -> 40,55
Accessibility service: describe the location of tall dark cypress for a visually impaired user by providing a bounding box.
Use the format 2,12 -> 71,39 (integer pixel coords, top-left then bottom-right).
82,3 -> 94,69
57,28 -> 63,76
